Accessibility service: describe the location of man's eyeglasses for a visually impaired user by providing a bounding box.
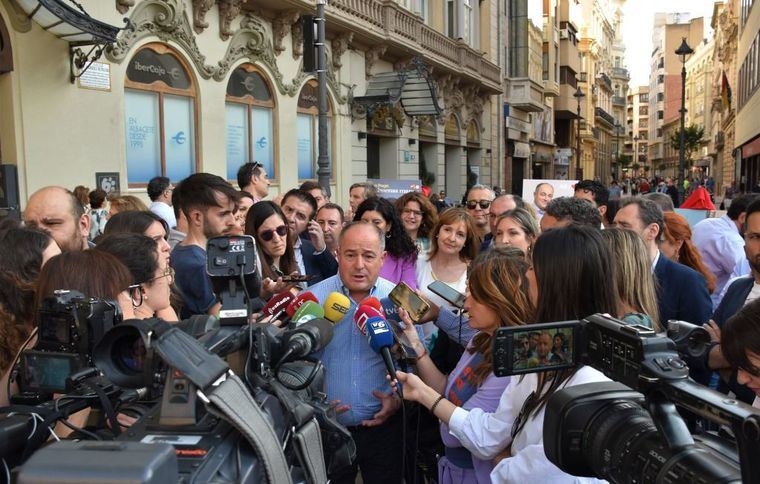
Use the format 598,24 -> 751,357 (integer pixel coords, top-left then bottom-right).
260,225 -> 288,242
466,200 -> 492,210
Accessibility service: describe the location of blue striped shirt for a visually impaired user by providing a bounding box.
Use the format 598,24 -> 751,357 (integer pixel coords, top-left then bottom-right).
307,275 -> 405,426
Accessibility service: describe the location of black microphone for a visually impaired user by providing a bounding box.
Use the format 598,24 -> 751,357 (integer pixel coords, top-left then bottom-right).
279,318 -> 334,363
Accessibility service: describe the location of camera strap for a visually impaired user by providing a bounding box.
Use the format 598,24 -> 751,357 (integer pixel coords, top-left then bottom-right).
146,322 -> 293,484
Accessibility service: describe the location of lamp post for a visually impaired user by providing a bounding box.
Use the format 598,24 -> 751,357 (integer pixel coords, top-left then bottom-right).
316,0 -> 330,198
614,122 -> 622,181
676,37 -> 693,205
573,86 -> 585,180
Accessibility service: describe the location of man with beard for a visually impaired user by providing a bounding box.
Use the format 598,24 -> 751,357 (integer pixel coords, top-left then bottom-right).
171,173 -> 239,318
24,186 -> 90,252
705,199 -> 760,404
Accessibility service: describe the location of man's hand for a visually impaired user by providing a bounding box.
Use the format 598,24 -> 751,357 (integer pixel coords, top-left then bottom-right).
307,220 -> 327,252
361,390 -> 401,427
330,400 -> 350,415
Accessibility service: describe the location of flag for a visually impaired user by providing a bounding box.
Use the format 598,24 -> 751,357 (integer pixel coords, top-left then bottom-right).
722,71 -> 732,111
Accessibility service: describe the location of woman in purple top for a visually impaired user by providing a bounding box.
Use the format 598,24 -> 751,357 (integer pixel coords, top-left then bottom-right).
398,246 -> 535,483
355,196 -> 418,289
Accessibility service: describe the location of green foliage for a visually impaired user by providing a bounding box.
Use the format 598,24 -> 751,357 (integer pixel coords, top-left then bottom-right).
669,124 -> 705,162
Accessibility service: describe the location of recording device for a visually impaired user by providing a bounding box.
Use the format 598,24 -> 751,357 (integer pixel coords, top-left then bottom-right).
491,314 -> 760,483
286,291 -> 318,320
16,290 -> 122,397
388,282 -> 430,322
255,290 -> 295,323
206,235 -> 260,325
323,292 -> 351,323
427,280 -> 466,309
280,274 -> 314,283
353,307 -> 402,396
290,301 -> 325,326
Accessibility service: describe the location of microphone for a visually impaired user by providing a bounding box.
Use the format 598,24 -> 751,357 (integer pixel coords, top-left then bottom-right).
353,304 -> 385,335
380,297 -> 400,324
257,291 -> 296,323
323,292 -> 351,323
279,318 -> 334,363
365,316 -> 403,397
285,292 -> 318,319
291,301 -> 325,326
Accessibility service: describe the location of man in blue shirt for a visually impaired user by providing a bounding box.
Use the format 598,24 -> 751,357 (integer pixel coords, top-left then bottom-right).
308,221 -> 405,484
171,173 -> 239,318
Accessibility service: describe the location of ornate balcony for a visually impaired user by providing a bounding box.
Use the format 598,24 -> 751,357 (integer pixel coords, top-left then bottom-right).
611,67 -> 629,81
506,77 -> 545,112
595,106 -> 615,127
612,96 -> 626,106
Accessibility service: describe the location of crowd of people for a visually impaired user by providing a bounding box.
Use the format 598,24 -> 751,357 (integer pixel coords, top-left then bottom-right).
1,164 -> 760,483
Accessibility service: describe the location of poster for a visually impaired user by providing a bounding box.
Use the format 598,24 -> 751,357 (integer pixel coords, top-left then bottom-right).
521,179 -> 578,206
368,179 -> 421,200
96,172 -> 120,194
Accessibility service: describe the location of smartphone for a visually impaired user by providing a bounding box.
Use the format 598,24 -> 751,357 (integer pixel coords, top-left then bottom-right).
492,321 -> 580,377
280,274 -> 314,283
427,280 -> 466,309
388,282 -> 430,323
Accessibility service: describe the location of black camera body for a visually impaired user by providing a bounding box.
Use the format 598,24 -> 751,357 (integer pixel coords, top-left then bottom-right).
491,314 -> 760,483
17,290 -> 121,397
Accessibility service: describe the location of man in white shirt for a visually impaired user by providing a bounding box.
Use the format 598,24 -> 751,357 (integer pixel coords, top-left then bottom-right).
692,194 -> 760,308
147,176 -> 176,229
237,161 -> 271,203
533,182 -> 554,220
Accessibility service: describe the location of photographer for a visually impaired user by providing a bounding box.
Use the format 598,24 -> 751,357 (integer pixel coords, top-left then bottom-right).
394,225 -> 613,482
94,233 -> 174,320
399,246 -> 532,482
720,298 -> 760,409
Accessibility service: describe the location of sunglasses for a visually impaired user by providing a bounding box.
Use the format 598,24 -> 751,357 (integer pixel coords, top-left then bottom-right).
260,225 -> 288,242
466,199 -> 492,210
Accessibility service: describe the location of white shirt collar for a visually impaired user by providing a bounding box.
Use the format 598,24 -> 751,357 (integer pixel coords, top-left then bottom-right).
651,250 -> 661,273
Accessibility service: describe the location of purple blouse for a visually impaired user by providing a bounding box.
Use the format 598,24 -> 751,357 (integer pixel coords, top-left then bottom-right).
439,341 -> 511,484
379,253 -> 418,290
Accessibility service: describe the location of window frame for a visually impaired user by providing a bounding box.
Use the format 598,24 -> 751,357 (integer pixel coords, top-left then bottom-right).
124,43 -> 200,188
296,79 -> 335,182
224,63 -> 279,183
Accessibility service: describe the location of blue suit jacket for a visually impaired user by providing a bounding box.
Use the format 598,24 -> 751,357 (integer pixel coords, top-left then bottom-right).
654,254 -> 713,384
711,276 -> 755,403
301,237 -> 338,286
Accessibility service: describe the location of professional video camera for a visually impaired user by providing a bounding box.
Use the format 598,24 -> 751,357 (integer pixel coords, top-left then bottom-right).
492,314 -> 760,484
4,235 -> 354,483
14,289 -> 122,402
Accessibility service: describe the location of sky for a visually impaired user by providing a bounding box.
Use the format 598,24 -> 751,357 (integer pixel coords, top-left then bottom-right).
622,0 -> 718,88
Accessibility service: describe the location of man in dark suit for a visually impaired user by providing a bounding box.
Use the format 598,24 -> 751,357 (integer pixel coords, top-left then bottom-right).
280,189 -> 338,286
704,199 -> 760,403
614,197 -> 712,384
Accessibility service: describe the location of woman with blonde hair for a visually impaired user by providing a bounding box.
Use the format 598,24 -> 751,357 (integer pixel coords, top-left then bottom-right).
602,227 -> 661,330
662,211 -> 717,294
108,194 -> 148,219
400,246 -> 533,483
492,208 -> 539,255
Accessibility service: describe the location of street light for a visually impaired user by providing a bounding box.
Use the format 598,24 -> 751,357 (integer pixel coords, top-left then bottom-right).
633,134 -> 639,175
573,86 -> 585,180
676,37 -> 693,205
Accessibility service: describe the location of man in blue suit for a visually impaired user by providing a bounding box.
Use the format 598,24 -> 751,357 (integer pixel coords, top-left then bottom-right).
280,188 -> 338,286
614,197 -> 712,384
704,199 -> 760,403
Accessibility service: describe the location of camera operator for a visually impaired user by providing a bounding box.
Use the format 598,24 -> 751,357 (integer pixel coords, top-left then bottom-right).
94,233 -> 174,321
720,298 -> 760,410
398,246 -> 531,482
0,224 -> 61,406
394,225 -> 613,482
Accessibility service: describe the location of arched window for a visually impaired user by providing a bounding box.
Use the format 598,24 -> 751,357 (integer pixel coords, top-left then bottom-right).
296,80 -> 333,180
124,44 -> 198,185
225,64 -> 276,181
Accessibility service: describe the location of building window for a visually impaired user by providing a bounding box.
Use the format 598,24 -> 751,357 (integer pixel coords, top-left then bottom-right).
657,74 -> 664,84
124,44 -> 198,185
296,80 -> 333,180
657,92 -> 664,102
225,64 -> 276,181
542,50 -> 549,80
657,110 -> 663,120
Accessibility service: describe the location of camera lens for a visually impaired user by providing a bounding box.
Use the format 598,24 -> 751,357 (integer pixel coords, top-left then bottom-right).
111,334 -> 146,374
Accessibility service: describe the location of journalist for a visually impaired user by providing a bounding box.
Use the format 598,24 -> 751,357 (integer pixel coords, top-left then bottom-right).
400,246 -> 532,482
720,298 -> 760,409
394,225 -> 614,482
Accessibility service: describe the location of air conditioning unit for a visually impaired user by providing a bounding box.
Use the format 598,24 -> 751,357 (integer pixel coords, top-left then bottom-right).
559,29 -> 569,40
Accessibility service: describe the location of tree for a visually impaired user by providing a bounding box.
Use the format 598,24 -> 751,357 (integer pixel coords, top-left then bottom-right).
670,124 -> 705,164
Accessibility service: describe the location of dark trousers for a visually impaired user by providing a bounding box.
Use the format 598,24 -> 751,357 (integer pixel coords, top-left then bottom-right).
333,413 -> 404,484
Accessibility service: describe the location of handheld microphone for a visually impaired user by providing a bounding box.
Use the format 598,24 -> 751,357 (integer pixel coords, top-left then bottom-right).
365,316 -> 403,397
323,292 -> 351,323
285,291 -> 318,319
361,296 -> 383,312
291,301 -> 325,326
380,297 -> 400,324
353,304 -> 385,335
279,318 -> 334,363
257,291 -> 296,323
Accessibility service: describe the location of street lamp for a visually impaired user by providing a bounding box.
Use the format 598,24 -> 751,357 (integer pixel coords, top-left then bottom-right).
573,86 -> 585,180
614,122 -> 622,181
676,37 -> 693,205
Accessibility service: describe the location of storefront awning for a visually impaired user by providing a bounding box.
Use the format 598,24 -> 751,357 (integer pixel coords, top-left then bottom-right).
352,57 -> 442,119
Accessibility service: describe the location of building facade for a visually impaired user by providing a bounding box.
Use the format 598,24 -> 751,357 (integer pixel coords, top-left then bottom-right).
0,0 -> 502,208
735,0 -> 760,192
624,85 -> 649,174
684,37 -> 714,179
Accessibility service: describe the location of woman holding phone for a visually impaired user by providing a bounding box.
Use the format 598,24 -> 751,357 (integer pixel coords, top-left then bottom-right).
399,246 -> 533,483
245,201 -> 298,298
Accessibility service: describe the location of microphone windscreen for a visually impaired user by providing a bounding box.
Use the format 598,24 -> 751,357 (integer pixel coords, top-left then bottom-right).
262,291 -> 295,317
361,297 -> 383,312
353,304 -> 385,335
380,297 -> 400,322
324,292 -> 351,323
366,317 -> 395,352
291,301 -> 325,325
285,291 -> 318,317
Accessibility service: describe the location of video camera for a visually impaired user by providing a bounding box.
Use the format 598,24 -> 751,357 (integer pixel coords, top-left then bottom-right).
15,290 -> 122,400
492,314 -> 760,484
